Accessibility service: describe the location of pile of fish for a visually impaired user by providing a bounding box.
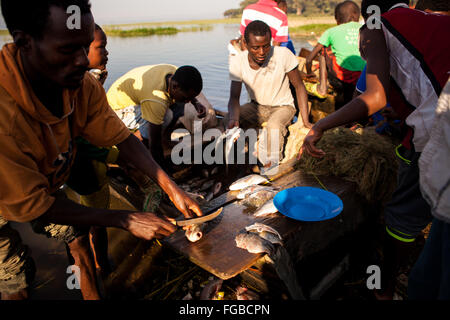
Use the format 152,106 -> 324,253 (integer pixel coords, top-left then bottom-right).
235,223 -> 283,255
179,167 -> 222,203
235,222 -> 305,300
230,174 -> 280,218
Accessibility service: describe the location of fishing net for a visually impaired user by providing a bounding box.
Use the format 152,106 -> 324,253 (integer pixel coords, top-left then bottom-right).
297,127 -> 398,204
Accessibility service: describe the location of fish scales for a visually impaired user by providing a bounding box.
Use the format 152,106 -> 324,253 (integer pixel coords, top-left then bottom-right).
229,174 -> 269,191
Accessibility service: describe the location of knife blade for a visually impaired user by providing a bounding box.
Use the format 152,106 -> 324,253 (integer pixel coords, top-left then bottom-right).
176,207 -> 223,227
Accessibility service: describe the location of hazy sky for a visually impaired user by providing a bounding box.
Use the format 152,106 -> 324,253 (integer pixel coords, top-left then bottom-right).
92,0 -> 242,24
0,0 -> 242,27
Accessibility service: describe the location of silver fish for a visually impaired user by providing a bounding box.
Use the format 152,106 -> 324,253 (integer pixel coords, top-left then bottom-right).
205,192 -> 214,202
235,232 -> 274,254
200,180 -> 215,192
245,223 -> 282,241
190,178 -> 209,189
185,224 -> 204,243
253,199 -> 278,217
180,184 -> 191,192
258,231 -> 283,245
212,182 -> 222,196
211,167 -> 219,176
224,127 -> 243,165
229,174 -> 269,191
237,185 -> 273,199
245,190 -> 277,208
201,169 -> 210,178
187,176 -> 203,185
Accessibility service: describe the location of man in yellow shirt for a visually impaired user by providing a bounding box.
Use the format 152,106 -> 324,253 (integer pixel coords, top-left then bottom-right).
107,64 -> 216,166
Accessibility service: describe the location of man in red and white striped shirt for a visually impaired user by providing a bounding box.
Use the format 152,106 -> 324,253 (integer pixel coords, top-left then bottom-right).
240,0 -> 289,46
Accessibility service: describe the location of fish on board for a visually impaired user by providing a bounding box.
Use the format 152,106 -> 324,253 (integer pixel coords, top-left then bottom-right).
180,184 -> 191,192
245,189 -> 278,208
205,192 -> 214,202
201,168 -> 210,178
253,199 -> 279,217
245,222 -> 282,241
199,180 -> 215,192
258,231 -> 283,246
235,232 -> 275,254
184,224 -> 205,243
237,185 -> 277,199
187,176 -> 203,185
229,174 -> 269,191
212,182 -> 222,196
190,178 -> 209,189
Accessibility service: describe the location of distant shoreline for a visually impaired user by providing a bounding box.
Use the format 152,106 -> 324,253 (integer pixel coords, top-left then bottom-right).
103,15 -> 334,28
0,15 -> 336,39
103,15 -> 335,38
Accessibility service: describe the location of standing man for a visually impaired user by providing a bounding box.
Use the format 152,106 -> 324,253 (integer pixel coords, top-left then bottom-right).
299,0 -> 450,299
227,21 -> 310,170
0,0 -> 201,300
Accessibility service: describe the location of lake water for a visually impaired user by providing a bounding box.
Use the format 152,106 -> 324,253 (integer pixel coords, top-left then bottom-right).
0,24 -> 312,112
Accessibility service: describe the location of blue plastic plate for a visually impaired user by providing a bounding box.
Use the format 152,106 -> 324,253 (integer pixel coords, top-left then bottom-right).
273,187 -> 344,222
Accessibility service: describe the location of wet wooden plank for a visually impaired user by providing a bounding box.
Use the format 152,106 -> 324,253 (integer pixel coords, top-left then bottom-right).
162,171 -> 366,280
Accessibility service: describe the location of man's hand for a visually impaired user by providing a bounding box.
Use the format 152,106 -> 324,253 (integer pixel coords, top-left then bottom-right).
303,121 -> 314,129
297,125 -> 325,159
123,212 -> 177,240
306,72 -> 317,80
381,107 -> 399,120
227,119 -> 239,129
167,187 -> 203,219
192,99 -> 207,119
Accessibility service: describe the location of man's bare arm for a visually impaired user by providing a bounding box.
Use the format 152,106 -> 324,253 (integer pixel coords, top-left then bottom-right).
287,68 -> 313,128
40,196 -> 176,240
306,43 -> 324,75
317,54 -> 328,96
227,81 -> 243,129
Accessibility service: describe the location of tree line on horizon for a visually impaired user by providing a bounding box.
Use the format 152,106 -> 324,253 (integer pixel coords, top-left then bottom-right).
223,0 -> 418,18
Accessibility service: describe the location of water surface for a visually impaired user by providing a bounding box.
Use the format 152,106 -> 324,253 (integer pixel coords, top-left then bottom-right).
1,24 -> 312,112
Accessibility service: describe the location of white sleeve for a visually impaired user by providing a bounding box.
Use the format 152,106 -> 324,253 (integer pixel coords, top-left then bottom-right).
229,52 -> 243,82
284,47 -> 299,73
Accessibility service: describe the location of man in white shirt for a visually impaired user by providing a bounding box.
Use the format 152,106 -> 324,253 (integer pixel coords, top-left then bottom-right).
227,20 -> 310,169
